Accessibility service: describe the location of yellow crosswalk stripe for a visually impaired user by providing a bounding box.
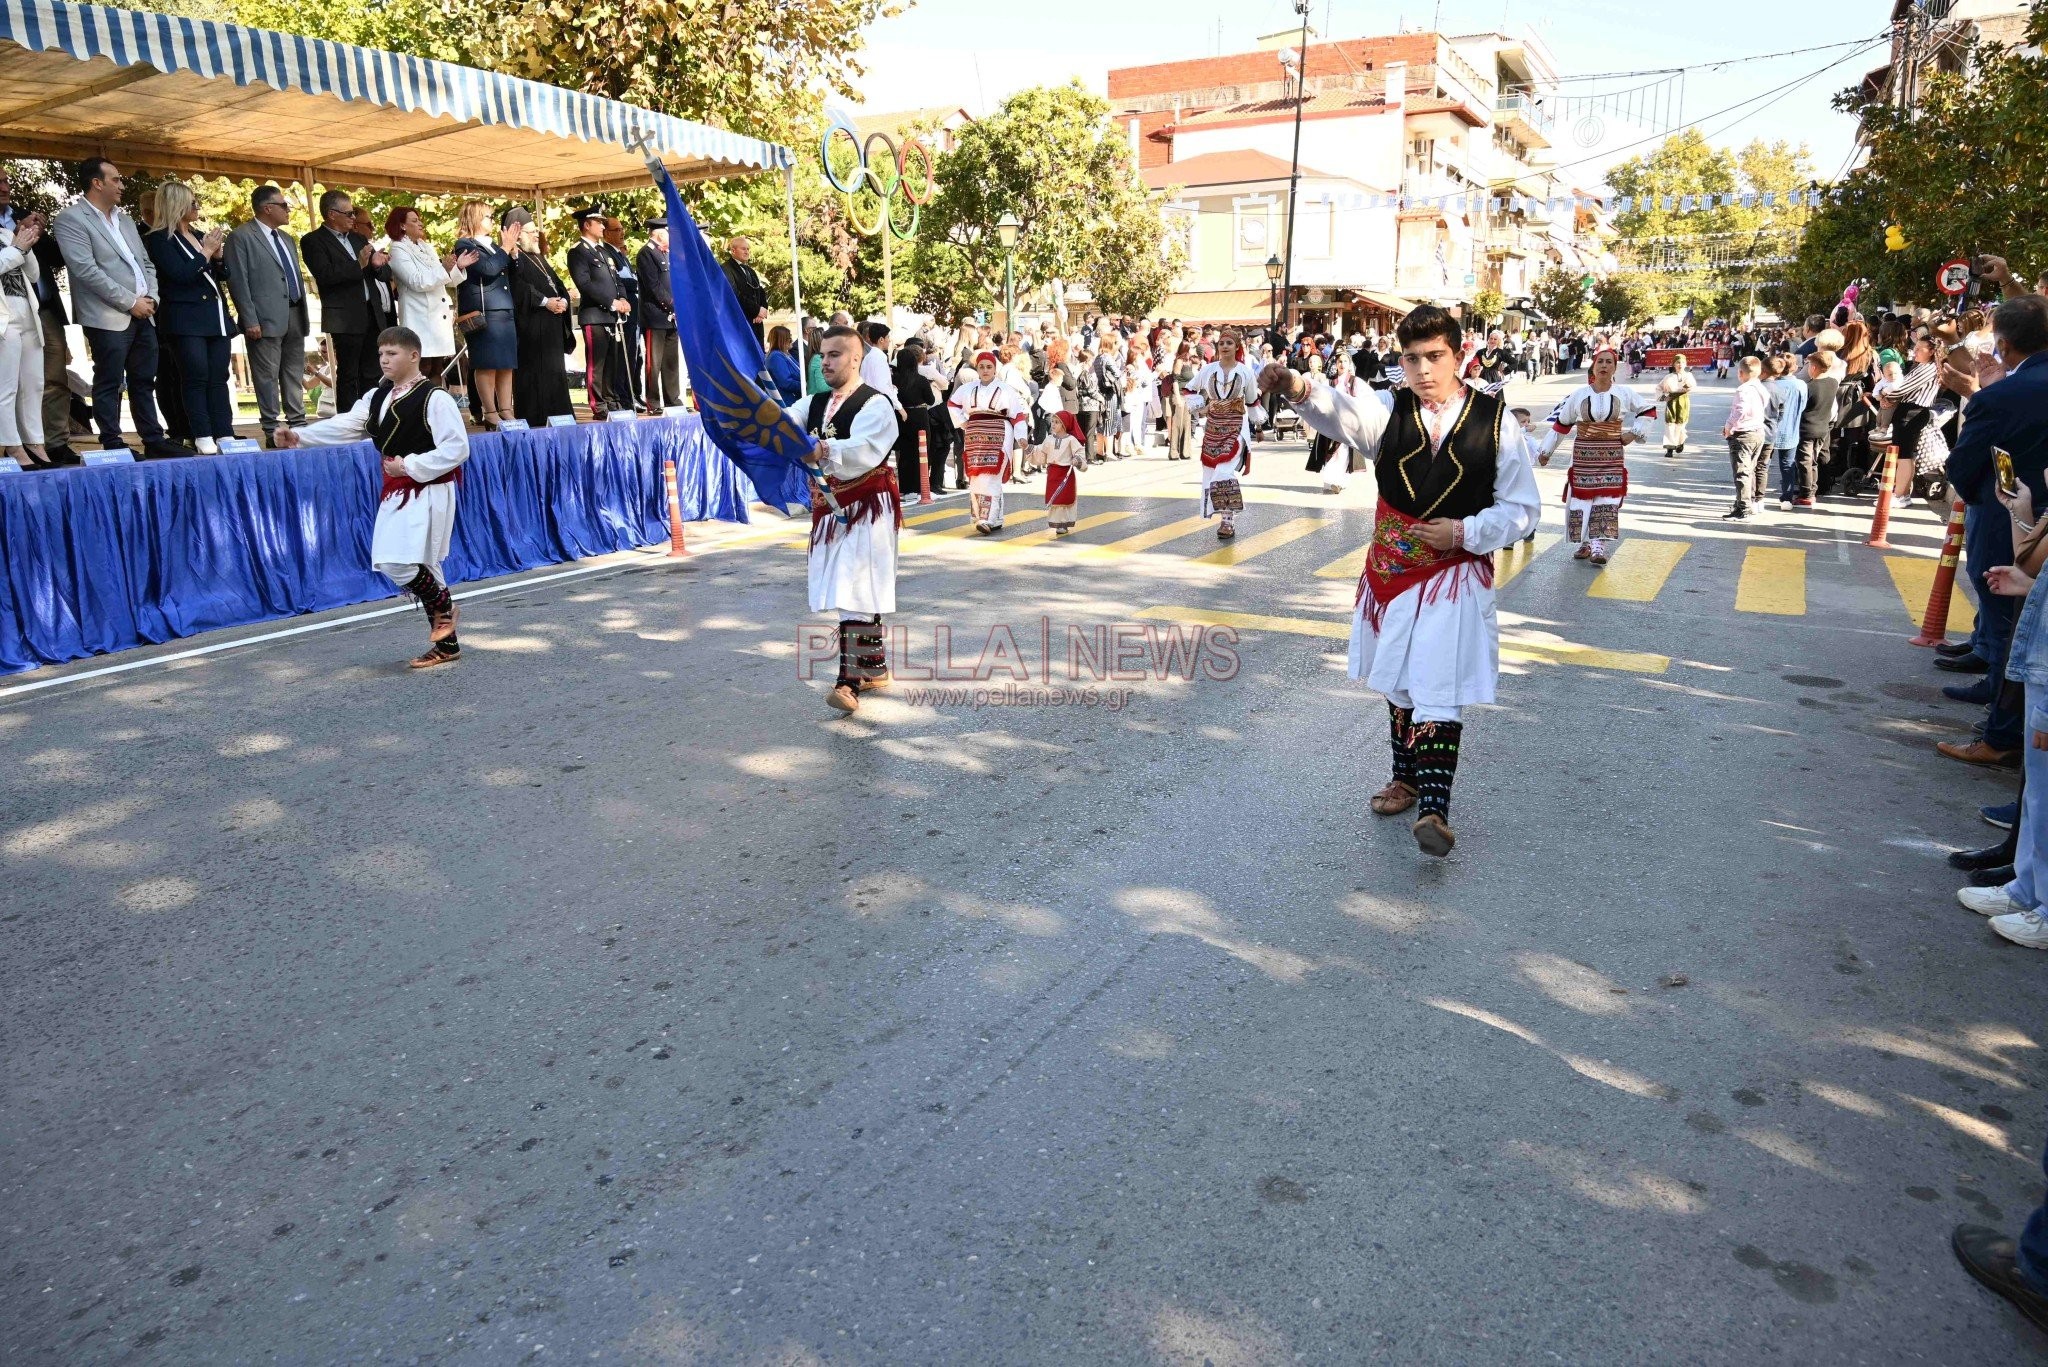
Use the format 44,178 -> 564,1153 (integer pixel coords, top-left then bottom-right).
1188,516 -> 1332,567
1069,516 -> 1212,561
1736,546 -> 1807,615
1313,544 -> 1367,581
1133,605 -> 1350,639
982,510 -> 1138,551
1131,605 -> 1668,673
1495,533 -> 1564,588
904,507 -> 972,526
918,508 -> 1049,541
1885,556 -> 1977,634
1587,538 -> 1690,601
1500,636 -> 1669,675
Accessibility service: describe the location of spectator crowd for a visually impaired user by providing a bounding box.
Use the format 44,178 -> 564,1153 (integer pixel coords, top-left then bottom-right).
0,157 -> 709,469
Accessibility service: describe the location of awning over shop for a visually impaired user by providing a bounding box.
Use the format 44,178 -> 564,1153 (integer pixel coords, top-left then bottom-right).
0,0 -> 792,194
1161,289 -> 1277,324
1348,288 -> 1418,315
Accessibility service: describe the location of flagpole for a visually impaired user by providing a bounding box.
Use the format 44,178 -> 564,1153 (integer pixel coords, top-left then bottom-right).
785,164 -> 806,373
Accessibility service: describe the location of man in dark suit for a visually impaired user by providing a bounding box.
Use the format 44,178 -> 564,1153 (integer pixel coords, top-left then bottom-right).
722,235 -> 768,342
1937,295 -> 2048,767
636,217 -> 680,410
300,188 -> 389,412
566,206 -> 629,418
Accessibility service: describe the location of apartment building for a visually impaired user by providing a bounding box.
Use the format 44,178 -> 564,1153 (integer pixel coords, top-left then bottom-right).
1112,27 -> 1601,330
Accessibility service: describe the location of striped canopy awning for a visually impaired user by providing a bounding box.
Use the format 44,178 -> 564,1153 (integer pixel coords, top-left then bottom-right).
0,0 -> 792,195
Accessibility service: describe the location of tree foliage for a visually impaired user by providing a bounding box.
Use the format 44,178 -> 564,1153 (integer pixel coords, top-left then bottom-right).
1469,288 -> 1505,326
908,83 -> 1181,324
1605,130 -> 1814,320
1531,264 -> 1596,328
1784,3 -> 2048,319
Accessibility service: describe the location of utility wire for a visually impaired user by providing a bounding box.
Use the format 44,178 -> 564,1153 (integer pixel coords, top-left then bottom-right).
1539,36 -> 1892,179
1537,34 -> 1892,86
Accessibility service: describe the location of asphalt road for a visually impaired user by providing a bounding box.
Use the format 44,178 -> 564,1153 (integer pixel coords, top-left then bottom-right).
4,372 -> 2045,1364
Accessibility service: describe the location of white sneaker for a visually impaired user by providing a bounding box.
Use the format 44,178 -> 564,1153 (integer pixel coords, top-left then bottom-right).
1991,909 -> 2048,949
1958,885 -> 2028,917
195,437 -> 219,455
1778,499 -> 1791,511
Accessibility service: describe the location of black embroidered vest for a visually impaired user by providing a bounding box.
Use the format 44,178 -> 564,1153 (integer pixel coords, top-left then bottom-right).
1377,388 -> 1504,521
368,379 -> 440,459
804,385 -> 879,441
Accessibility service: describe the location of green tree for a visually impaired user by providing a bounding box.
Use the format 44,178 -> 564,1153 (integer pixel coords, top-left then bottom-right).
1469,288 -> 1506,326
1593,275 -> 1656,326
1786,4 -> 2048,318
908,83 -> 1180,325
1532,264 -> 1596,328
1607,130 -> 1814,318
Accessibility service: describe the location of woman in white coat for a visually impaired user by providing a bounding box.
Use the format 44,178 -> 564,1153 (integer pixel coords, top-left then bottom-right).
0,210 -> 47,467
384,206 -> 478,376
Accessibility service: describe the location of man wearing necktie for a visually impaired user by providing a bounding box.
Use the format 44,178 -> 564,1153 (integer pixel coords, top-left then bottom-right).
224,184 -> 309,447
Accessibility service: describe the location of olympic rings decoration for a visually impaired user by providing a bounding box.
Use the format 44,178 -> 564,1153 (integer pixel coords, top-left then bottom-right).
820,115 -> 936,243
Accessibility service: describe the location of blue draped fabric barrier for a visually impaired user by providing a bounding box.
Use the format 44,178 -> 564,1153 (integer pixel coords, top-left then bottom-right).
0,414 -> 763,675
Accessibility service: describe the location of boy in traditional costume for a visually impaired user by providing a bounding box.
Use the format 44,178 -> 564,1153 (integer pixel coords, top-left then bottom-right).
277,326 -> 470,670
1186,330 -> 1260,540
1041,410 -> 1089,535
1259,306 -> 1540,857
784,325 -> 902,714
1535,348 -> 1655,565
946,350 -> 1029,534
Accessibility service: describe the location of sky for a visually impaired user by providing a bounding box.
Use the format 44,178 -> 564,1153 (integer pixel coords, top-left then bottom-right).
850,0 -> 1895,187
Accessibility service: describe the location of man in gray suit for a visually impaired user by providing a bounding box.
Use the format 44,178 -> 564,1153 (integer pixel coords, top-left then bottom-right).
51,156 -> 183,458
224,184 -> 309,446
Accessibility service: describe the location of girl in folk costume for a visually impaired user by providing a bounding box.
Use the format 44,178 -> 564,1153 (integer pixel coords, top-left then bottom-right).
1041,410 -> 1090,535
784,326 -> 903,715
1656,353 -> 1696,455
1536,348 -> 1655,566
1186,331 -> 1261,540
1258,306 -> 1540,858
277,326 -> 470,669
947,350 -> 1030,534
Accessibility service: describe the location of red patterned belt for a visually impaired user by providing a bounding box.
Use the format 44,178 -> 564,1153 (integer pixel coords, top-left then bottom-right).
1358,499 -> 1491,631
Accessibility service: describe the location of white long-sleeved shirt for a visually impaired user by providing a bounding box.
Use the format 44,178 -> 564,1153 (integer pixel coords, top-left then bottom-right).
859,345 -> 902,415
1724,379 -> 1771,436
1535,384 -> 1656,461
947,379 -> 1030,454
292,380 -> 470,484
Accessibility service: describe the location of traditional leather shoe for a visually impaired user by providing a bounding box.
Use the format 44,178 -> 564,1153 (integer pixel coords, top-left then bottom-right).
1935,639 -> 1977,658
1951,1224 -> 2048,1332
1969,864 -> 2018,887
1412,813 -> 1455,858
409,643 -> 459,670
1937,740 -> 2020,766
1369,781 -> 1417,816
1950,841 -> 2018,871
1934,653 -> 1991,674
428,599 -> 459,644
826,683 -> 859,713
1943,681 -> 1996,705
855,672 -> 891,695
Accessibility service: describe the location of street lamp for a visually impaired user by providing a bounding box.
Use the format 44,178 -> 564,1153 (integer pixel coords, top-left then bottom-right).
1276,0 -> 1312,342
1265,253 -> 1283,340
996,211 -> 1022,337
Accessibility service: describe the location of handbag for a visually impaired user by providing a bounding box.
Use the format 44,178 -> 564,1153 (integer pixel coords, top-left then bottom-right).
454,310 -> 487,335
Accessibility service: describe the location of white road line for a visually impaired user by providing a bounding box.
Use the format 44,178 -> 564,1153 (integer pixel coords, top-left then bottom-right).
0,560 -> 635,702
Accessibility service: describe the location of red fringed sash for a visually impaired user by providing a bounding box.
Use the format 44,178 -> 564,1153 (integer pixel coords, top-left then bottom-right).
380,466 -> 461,508
810,462 -> 903,547
1357,499 -> 1491,632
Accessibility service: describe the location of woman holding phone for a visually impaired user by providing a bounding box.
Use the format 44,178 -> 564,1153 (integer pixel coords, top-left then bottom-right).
386,205 -> 478,379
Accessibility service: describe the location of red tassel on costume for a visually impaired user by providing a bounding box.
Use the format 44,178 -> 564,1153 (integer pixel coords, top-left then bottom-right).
810,463 -> 904,548
1356,498 -> 1493,633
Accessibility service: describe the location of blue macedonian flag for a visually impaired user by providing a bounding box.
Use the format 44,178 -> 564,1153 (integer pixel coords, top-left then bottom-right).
654,168 -> 814,514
